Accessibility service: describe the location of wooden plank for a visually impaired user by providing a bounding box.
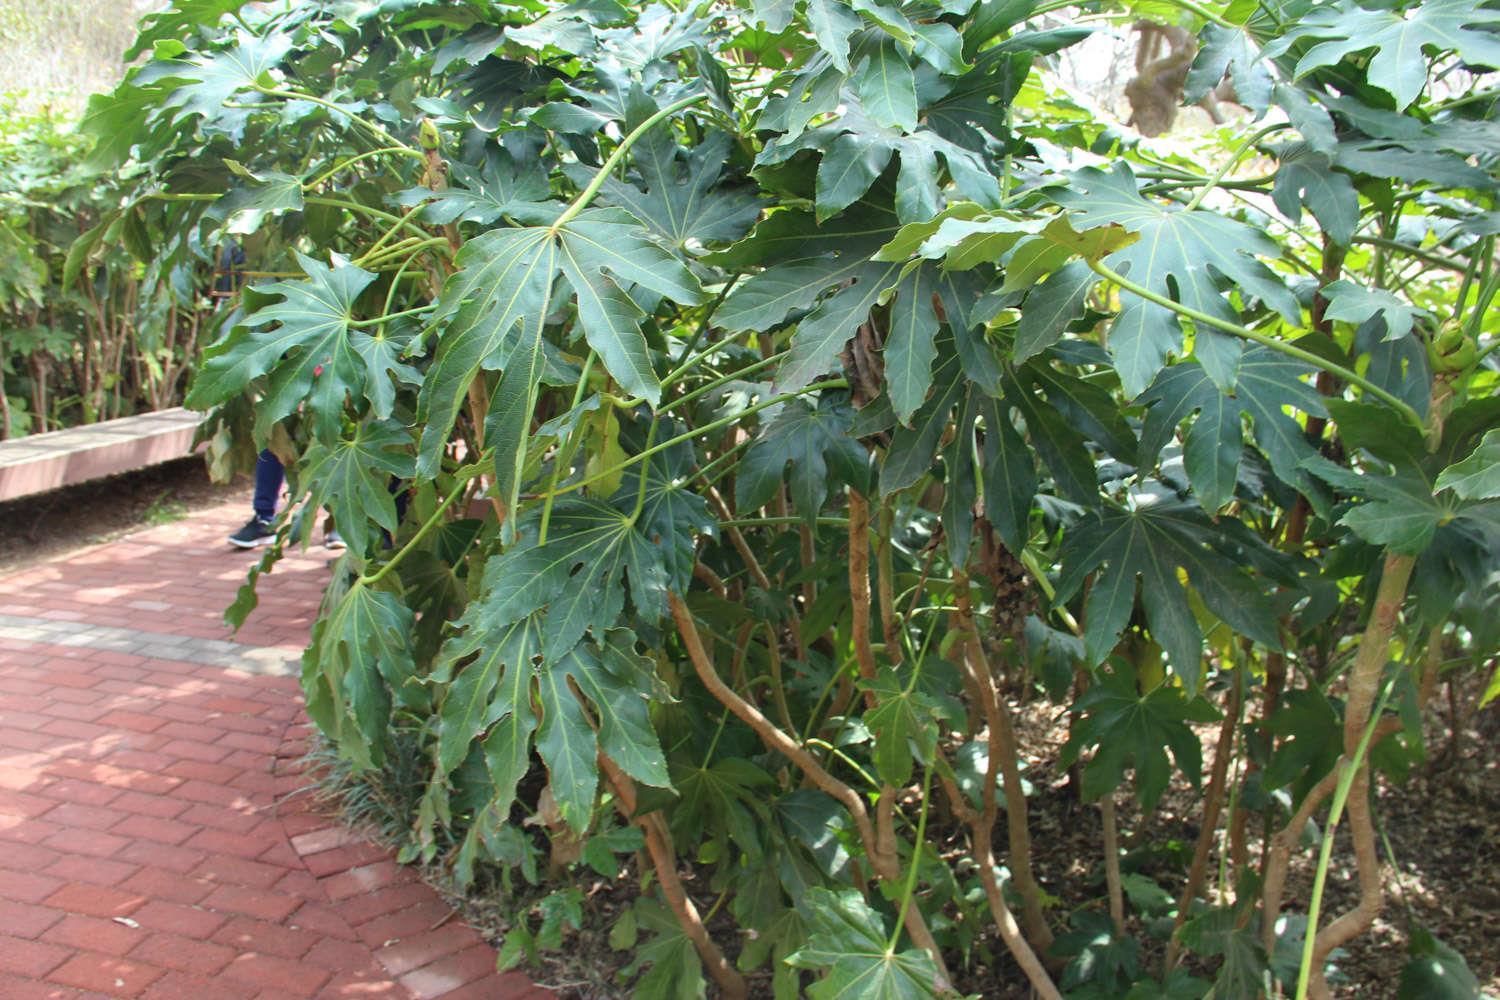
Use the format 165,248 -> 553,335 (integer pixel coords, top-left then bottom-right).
0,408 -> 204,501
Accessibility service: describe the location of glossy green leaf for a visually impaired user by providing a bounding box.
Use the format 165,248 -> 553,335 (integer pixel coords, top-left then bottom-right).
1062,664 -> 1220,808
788,888 -> 949,1000
1435,429 -> 1500,499
1054,163 -> 1298,395
188,253 -> 379,442
299,420 -> 413,556
1055,494 -> 1283,688
738,395 -> 868,522
1268,0 -> 1500,111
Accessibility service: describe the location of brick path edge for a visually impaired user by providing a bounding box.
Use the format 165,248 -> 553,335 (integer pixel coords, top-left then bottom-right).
0,497 -> 551,1000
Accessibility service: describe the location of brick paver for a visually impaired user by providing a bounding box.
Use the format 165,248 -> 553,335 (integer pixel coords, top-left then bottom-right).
0,498 -> 549,999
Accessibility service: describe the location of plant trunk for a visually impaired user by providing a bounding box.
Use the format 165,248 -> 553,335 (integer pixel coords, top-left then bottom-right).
1305,552 -> 1414,996
600,757 -> 746,1000
954,571 -> 1054,955
1166,669 -> 1242,970
1101,795 -> 1125,935
667,591 -> 951,986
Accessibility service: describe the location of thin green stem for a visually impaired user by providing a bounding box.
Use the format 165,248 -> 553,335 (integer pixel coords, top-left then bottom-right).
1294,679 -> 1397,1000
1088,259 -> 1426,433
1354,236 -> 1469,276
660,352 -> 787,414
672,275 -> 741,369
360,237 -> 450,270
535,379 -> 847,503
349,304 -> 434,328
629,418 -> 659,523
358,201 -> 431,264
1184,123 -> 1289,212
304,146 -> 414,190
804,738 -> 880,791
662,326 -> 765,388
551,94 -> 709,231
360,461 -> 483,588
888,764 -> 935,953
305,196 -> 431,242
539,352 -> 597,545
256,86 -> 425,159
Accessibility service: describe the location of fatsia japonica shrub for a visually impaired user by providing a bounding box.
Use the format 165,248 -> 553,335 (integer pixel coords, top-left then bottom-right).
89,0 -> 1500,996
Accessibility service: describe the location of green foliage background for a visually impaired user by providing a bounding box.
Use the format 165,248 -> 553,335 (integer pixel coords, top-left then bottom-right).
76,0 -> 1500,997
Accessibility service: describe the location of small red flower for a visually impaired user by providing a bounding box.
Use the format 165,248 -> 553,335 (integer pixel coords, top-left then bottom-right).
314,364 -> 324,377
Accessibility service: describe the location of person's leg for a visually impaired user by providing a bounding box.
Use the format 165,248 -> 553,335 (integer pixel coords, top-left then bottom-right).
230,451 -> 284,547
252,450 -> 284,520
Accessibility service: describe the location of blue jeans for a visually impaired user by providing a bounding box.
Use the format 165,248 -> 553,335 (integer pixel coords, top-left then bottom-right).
252,450 -> 284,520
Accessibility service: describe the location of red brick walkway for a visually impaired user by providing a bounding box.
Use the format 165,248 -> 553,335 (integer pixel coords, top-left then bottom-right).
0,498 -> 547,999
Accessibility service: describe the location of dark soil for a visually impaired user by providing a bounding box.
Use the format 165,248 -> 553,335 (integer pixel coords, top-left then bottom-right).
0,456 -> 244,574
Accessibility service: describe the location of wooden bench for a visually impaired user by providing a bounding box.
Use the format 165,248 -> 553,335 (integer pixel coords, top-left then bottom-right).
0,408 -> 204,502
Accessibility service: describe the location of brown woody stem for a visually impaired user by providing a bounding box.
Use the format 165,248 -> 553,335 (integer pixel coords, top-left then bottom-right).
668,591 -> 949,979
1166,668 -> 1242,969
954,572 -> 1054,955
600,757 -> 746,999
848,491 -> 879,709
1305,552 -> 1415,996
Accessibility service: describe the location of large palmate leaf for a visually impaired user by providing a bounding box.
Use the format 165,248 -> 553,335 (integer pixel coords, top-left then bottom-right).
1179,906 -> 1269,1000
788,888 -> 951,1000
125,0 -> 252,59
860,666 -> 959,787
880,355 -> 1098,509
761,106 -> 998,225
1267,0 -> 1500,111
1271,143 -> 1359,246
590,128 -> 762,250
1302,456 -> 1453,554
1137,348 -> 1327,510
479,498 -> 669,660
415,209 -> 703,508
155,31 -> 293,130
737,394 -> 868,523
537,632 -> 671,829
188,253 -> 386,442
299,420 -> 414,555
393,148 -> 556,227
616,431 -> 718,592
1054,492 -> 1283,690
435,602 -> 669,831
1053,163 -> 1300,395
1061,664 -> 1220,809
435,610 -> 544,810
302,578 -> 417,771
777,258 -> 904,392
